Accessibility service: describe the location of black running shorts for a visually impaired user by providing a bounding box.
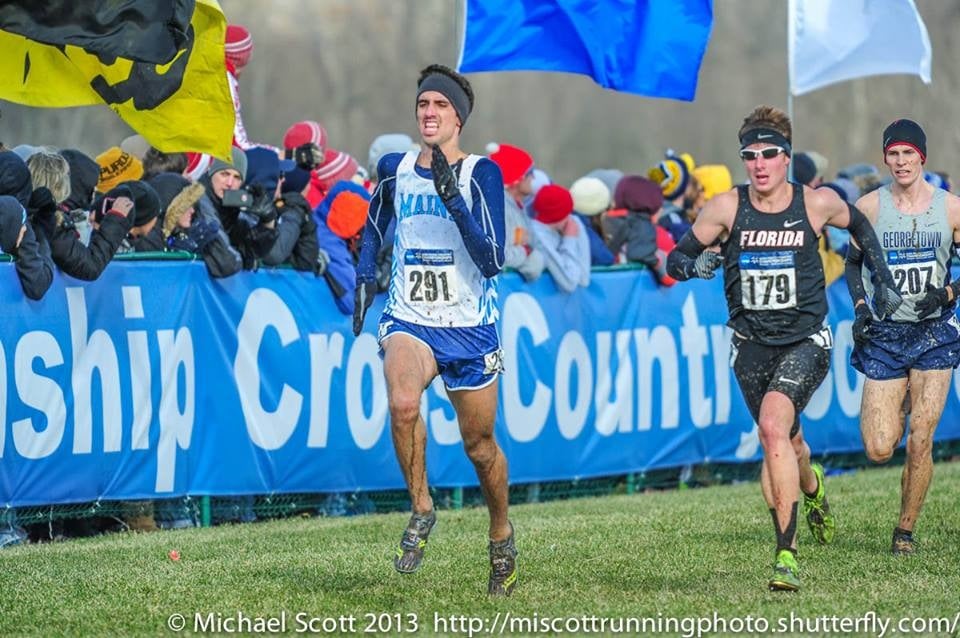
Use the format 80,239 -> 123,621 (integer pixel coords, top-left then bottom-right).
730,327 -> 832,438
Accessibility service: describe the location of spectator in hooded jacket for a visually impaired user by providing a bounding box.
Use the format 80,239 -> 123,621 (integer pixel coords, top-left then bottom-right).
0,151 -> 53,299
0,194 -> 54,300
149,172 -> 241,278
314,180 -> 369,314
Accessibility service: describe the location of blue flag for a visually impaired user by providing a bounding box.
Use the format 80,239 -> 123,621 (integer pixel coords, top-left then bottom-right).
457,0 -> 713,101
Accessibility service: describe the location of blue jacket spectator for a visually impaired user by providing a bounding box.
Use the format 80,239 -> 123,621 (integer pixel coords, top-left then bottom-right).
313,180 -> 369,314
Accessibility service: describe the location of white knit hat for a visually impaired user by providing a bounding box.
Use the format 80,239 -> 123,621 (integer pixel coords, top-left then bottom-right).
570,176 -> 610,216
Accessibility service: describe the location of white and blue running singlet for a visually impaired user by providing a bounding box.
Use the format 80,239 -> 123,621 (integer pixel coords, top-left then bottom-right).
385,151 -> 499,327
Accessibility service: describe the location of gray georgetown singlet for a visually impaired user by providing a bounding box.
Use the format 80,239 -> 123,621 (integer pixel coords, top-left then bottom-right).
862,185 -> 953,322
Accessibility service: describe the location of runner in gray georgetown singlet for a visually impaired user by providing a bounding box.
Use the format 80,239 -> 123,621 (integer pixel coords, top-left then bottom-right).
862,185 -> 954,322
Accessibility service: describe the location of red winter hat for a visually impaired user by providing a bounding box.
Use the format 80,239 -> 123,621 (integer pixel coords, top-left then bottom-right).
488,143 -> 533,187
533,184 -> 574,224
327,190 -> 369,240
314,149 -> 359,191
183,152 -> 212,182
225,25 -> 253,69
283,120 -> 328,153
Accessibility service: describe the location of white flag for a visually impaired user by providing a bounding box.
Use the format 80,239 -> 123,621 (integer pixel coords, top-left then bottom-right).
789,0 -> 932,96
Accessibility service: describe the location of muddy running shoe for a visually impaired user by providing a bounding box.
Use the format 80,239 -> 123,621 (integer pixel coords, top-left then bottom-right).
488,523 -> 518,596
891,528 -> 915,556
393,510 -> 436,574
803,462 -> 836,545
769,549 -> 800,592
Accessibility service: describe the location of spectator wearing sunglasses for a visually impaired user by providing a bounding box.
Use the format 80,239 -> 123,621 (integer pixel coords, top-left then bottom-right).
666,104 -> 902,593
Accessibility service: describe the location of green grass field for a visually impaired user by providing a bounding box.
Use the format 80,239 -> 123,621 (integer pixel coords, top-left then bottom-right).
2,462 -> 959,637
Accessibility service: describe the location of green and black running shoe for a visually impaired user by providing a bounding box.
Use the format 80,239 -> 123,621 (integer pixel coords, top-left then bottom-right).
892,528 -> 915,556
769,549 -> 800,592
488,523 -> 518,596
803,463 -> 836,545
393,510 -> 436,574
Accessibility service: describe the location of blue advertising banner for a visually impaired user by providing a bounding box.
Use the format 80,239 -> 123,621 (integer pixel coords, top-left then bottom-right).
1,262 -> 958,506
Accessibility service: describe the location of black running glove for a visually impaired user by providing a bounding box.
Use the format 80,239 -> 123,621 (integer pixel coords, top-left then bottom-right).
851,303 -> 873,348
352,280 -> 378,337
687,250 -> 723,280
914,283 -> 950,320
431,144 -> 460,208
872,281 -> 903,320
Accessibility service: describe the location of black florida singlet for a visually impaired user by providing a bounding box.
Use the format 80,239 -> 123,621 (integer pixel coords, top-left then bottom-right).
721,184 -> 827,346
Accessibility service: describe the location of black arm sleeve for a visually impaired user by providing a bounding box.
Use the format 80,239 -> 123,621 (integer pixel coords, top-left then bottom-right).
844,243 -> 867,306
666,229 -> 707,281
442,159 -> 505,279
846,203 -> 894,286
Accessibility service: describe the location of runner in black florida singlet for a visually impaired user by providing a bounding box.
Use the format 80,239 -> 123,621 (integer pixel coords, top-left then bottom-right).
723,183 -> 827,346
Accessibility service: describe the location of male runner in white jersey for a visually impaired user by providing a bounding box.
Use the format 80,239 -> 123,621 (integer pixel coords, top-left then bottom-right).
352,64 -> 515,595
667,105 -> 901,591
845,118 -> 960,555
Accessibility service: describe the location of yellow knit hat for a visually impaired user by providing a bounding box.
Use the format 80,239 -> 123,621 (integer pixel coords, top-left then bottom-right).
693,164 -> 733,201
96,146 -> 143,193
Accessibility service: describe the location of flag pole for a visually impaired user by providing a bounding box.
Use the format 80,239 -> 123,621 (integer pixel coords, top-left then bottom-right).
786,0 -> 795,182
454,0 -> 466,69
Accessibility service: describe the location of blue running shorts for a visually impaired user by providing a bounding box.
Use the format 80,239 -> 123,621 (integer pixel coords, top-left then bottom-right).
378,313 -> 504,390
851,313 -> 960,380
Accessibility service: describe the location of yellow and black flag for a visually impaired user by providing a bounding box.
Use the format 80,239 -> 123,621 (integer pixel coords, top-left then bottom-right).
0,0 -> 234,159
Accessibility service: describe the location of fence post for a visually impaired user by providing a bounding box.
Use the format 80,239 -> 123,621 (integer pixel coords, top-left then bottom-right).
201,496 -> 211,527
452,487 -> 463,510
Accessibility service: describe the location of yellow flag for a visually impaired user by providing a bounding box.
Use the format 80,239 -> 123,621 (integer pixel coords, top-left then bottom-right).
0,0 -> 234,159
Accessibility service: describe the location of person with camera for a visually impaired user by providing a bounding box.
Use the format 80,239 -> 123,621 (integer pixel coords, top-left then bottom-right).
104,181 -> 163,255
244,147 -> 321,273
27,148 -> 134,281
198,146 -> 279,270
51,190 -> 134,280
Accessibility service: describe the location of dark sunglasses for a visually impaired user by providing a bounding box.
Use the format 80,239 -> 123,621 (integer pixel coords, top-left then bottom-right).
739,146 -> 785,161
